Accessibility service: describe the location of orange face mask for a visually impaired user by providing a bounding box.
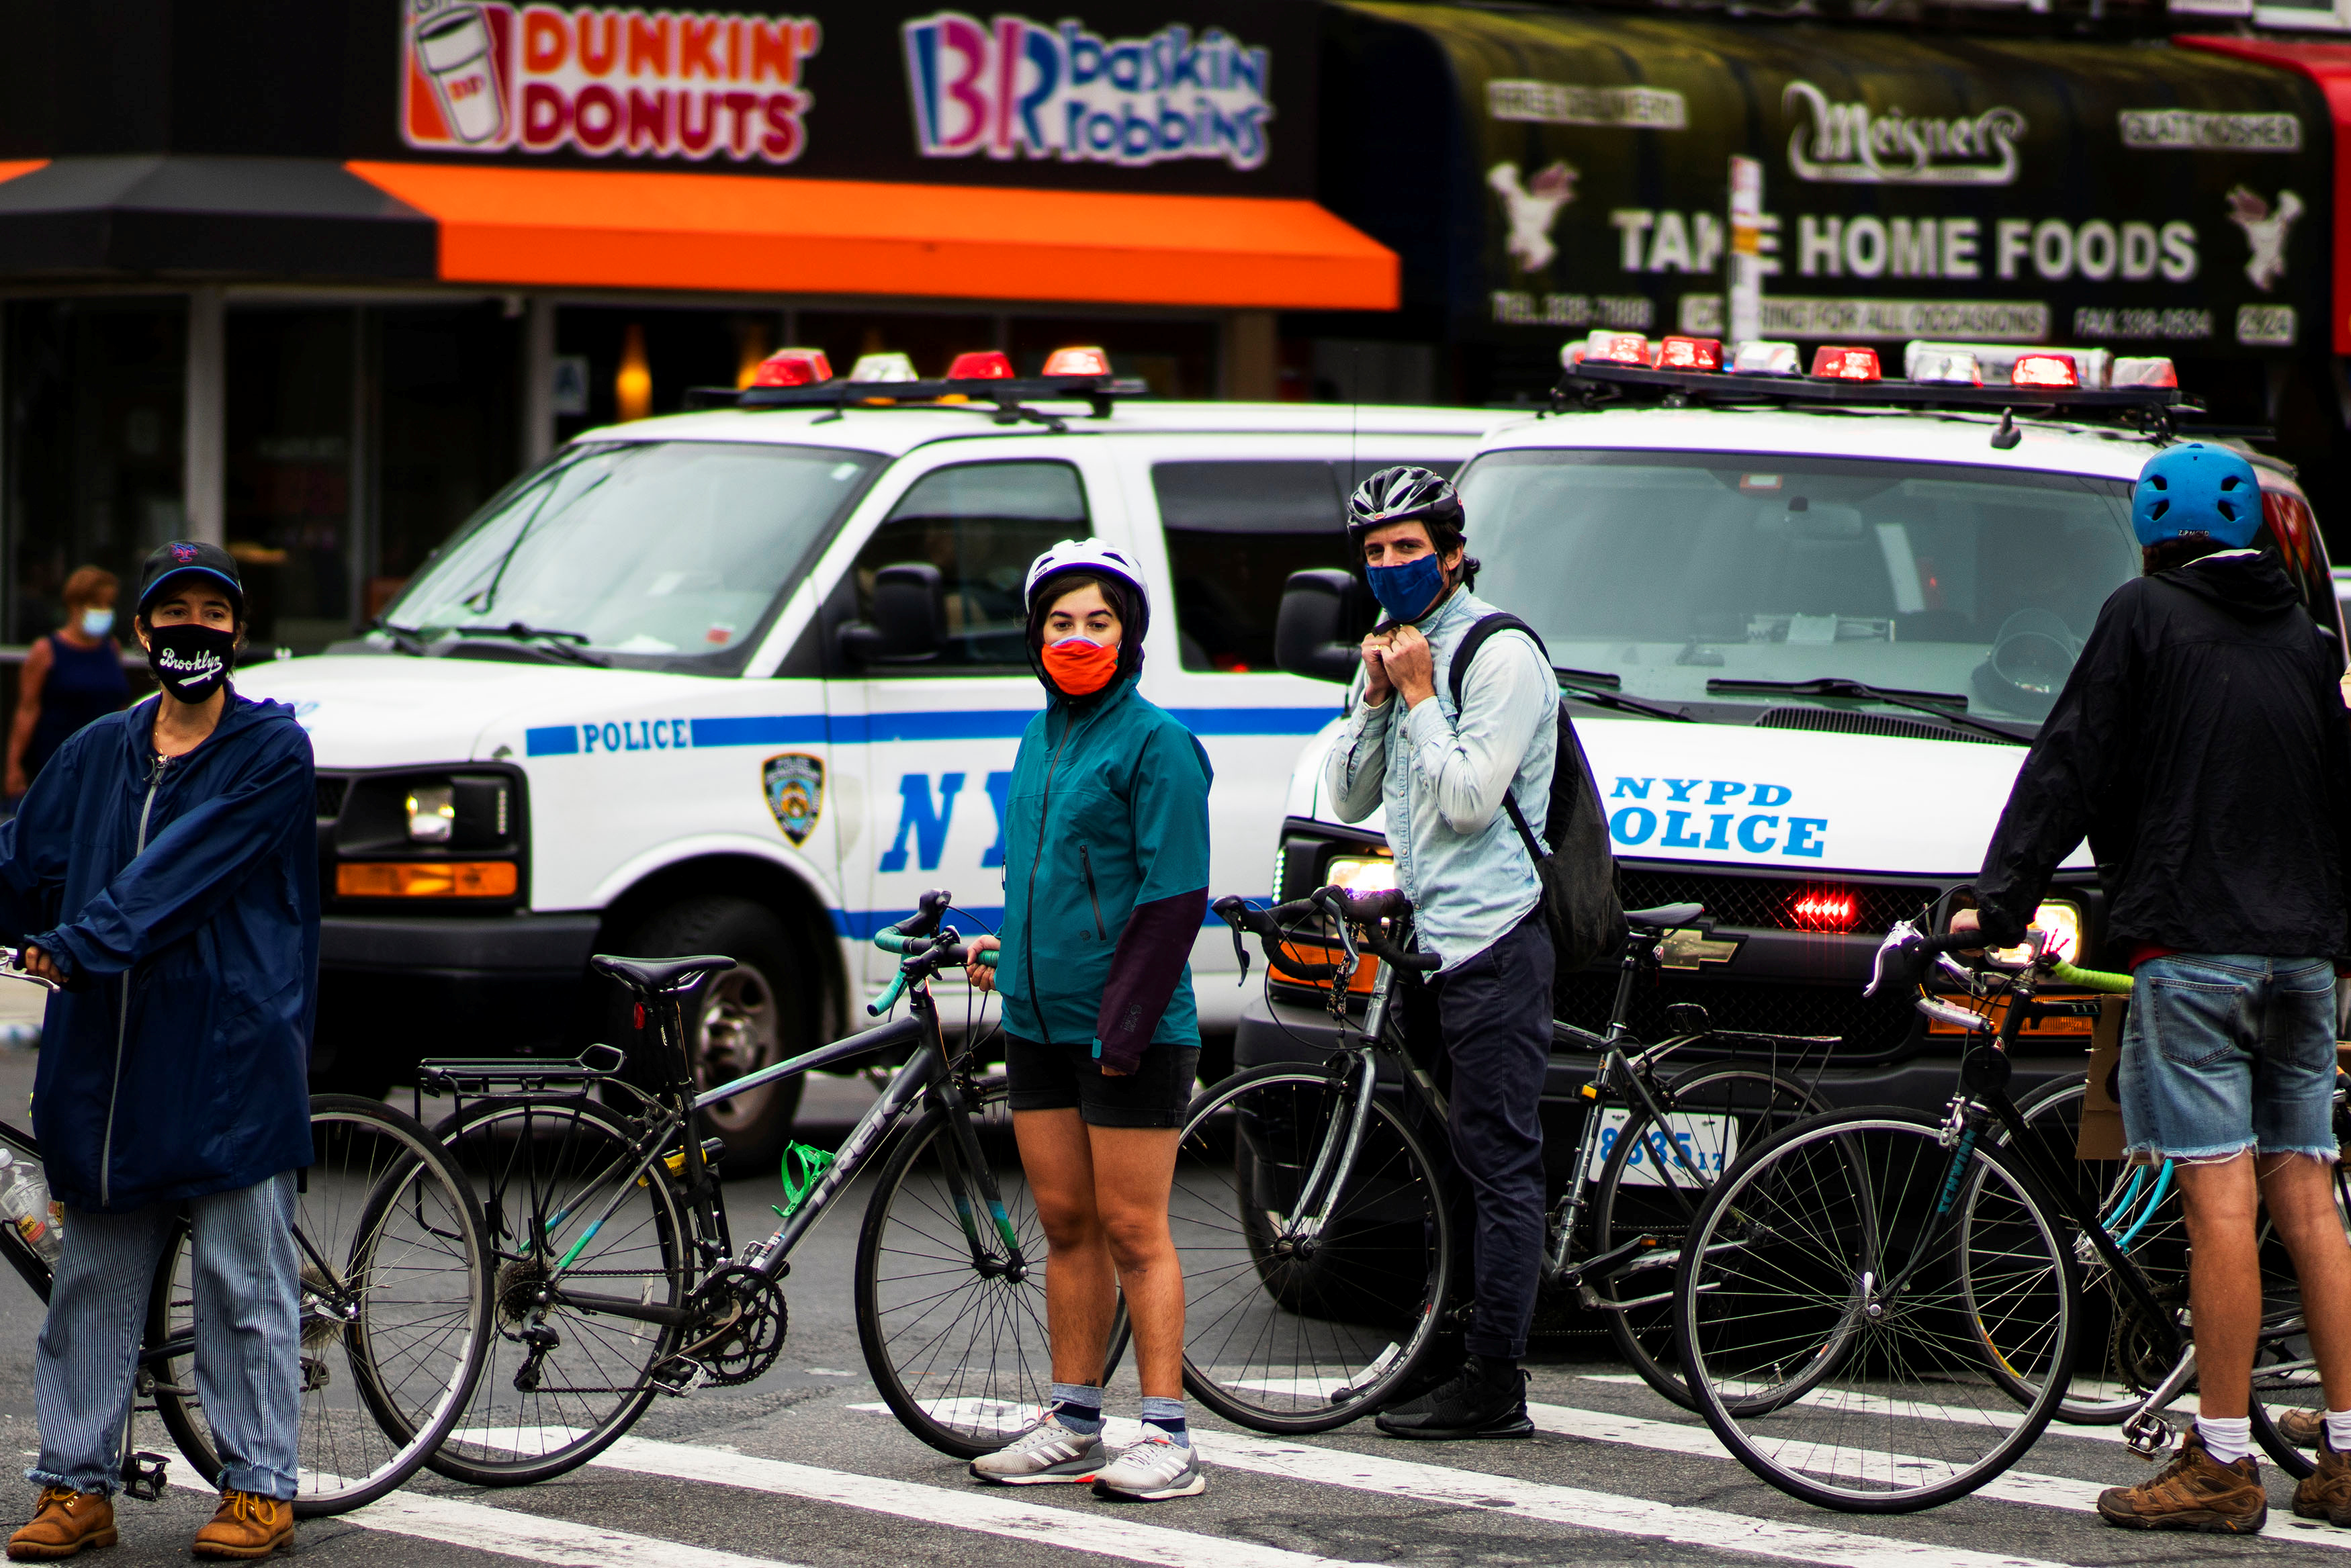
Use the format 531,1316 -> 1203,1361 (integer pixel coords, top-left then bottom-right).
1042,635 -> 1119,696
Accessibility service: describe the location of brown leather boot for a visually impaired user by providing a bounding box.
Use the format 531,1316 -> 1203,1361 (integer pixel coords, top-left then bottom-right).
2281,1406 -> 2325,1448
2295,1425 -> 2351,1524
189,1493 -> 292,1560
2097,1430 -> 2268,1532
5,1487 -> 117,1561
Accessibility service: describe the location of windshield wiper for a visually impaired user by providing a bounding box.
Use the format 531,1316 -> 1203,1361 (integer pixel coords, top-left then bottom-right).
372,623 -> 428,656
452,623 -> 607,666
1704,676 -> 2030,745
1554,669 -> 1695,723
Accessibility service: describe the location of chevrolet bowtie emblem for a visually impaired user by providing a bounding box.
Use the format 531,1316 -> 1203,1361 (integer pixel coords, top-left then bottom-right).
1658,928 -> 1742,970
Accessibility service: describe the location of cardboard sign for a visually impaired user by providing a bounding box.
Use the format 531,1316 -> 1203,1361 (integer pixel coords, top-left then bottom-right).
2076,993 -> 2127,1163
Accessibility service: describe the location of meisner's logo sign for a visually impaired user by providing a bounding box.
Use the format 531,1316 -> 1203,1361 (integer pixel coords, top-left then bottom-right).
401,0 -> 822,164
1782,81 -> 2025,187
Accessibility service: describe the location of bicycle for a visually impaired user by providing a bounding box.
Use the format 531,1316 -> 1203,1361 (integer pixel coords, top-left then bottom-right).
0,950 -> 490,1518
414,888 -> 1092,1485
1671,916 -> 2336,1511
1177,885 -> 1826,1432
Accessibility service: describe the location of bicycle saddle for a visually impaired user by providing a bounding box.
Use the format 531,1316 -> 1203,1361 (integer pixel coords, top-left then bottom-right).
1622,903 -> 1704,931
589,953 -> 737,995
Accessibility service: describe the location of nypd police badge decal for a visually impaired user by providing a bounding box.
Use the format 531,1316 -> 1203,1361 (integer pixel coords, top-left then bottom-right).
763,753 -> 823,845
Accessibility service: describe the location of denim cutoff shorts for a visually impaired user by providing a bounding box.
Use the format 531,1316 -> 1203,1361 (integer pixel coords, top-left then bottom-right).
2119,954 -> 2339,1164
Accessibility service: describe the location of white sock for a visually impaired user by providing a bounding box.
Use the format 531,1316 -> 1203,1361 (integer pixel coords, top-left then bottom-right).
2197,1415 -> 2253,1465
2325,1410 -> 2351,1452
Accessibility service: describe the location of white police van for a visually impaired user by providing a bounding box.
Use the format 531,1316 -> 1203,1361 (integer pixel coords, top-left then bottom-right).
236,347 -> 1505,1162
1253,335 -> 2345,1117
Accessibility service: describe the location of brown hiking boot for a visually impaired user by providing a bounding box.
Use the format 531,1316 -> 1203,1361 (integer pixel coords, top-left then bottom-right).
2295,1426 -> 2351,1524
5,1487 -> 116,1561
2281,1406 -> 2326,1448
189,1493 -> 292,1560
2097,1430 -> 2268,1533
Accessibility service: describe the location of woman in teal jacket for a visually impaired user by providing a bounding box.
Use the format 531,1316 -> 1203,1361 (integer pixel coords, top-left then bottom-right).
967,540 -> 1212,1503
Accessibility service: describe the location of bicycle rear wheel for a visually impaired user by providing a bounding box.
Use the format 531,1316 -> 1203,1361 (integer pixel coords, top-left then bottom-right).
1676,1109 -> 2078,1512
856,1075 -> 1090,1458
1171,1065 -> 1454,1434
429,1095 -> 691,1485
148,1095 -> 489,1517
1588,1063 -> 1824,1410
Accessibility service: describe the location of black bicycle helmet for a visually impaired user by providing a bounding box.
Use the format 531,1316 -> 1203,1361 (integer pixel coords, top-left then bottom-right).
1346,465 -> 1463,544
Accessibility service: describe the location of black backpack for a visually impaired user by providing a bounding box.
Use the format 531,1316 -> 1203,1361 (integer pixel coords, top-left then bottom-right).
1448,614 -> 1628,976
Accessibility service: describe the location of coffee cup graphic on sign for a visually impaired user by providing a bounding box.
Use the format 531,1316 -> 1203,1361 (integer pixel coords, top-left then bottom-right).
413,4 -> 506,146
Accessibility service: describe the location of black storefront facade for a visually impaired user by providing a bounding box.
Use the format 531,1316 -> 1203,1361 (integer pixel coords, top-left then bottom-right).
0,0 -> 1387,651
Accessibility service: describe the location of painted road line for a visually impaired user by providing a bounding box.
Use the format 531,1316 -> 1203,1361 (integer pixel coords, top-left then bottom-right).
1580,1374 -> 2171,1447
171,1471 -> 793,1568
595,1434 -> 1379,1568
850,1403 -> 2068,1568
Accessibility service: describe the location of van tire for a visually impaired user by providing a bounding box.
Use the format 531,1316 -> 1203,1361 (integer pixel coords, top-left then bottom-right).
620,896 -> 807,1171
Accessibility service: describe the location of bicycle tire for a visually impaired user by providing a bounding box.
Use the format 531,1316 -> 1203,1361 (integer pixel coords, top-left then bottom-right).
1170,1064 -> 1454,1434
427,1094 -> 691,1486
855,1076 -> 1098,1459
148,1095 -> 490,1517
1588,1063 -> 1825,1412
1677,1108 -> 2078,1513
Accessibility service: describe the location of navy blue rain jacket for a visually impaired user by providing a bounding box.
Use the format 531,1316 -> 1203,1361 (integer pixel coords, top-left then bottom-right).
0,692 -> 318,1211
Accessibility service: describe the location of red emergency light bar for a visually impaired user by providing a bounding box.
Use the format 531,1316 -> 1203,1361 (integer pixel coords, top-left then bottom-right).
1789,890 -> 1858,933
1810,345 -> 1881,382
750,348 -> 832,387
2010,352 -> 2079,389
1583,330 -> 1648,366
946,350 -> 1016,380
1655,336 -> 1722,371
1040,346 -> 1113,377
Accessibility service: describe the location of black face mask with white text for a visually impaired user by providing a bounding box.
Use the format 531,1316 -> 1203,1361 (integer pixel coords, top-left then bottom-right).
145,622 -> 236,704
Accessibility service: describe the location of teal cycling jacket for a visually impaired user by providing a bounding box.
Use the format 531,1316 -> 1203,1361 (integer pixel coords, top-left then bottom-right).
996,673 -> 1212,1070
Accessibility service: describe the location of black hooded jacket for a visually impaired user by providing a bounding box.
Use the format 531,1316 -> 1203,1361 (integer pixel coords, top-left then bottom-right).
1975,551 -> 2351,958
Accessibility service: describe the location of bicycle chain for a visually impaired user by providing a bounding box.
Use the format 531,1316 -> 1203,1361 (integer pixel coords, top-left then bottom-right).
668,1265 -> 789,1389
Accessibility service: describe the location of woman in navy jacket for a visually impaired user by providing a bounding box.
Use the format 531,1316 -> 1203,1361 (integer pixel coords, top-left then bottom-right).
1,542 -> 318,1563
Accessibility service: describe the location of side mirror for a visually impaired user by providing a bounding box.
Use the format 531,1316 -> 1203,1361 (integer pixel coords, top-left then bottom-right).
839,563 -> 946,665
1275,569 -> 1368,683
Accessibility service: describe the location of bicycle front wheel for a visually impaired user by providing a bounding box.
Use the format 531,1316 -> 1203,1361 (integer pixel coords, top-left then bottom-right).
856,1075 -> 1083,1459
1589,1064 -> 1824,1411
148,1095 -> 490,1517
1173,1065 -> 1454,1434
429,1095 -> 691,1486
1676,1109 -> 2078,1513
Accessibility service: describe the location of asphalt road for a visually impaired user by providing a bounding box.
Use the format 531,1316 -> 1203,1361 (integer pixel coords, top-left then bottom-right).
9,1037 -> 2351,1567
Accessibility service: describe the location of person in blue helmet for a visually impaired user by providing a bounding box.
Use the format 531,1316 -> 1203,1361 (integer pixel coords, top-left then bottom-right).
1960,443 -> 2351,1533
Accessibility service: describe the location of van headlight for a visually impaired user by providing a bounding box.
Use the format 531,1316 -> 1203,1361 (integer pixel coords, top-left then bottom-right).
405,784 -> 455,843
1992,900 -> 2082,966
1325,854 -> 1396,896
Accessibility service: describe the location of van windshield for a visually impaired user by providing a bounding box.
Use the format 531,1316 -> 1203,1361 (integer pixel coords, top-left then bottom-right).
1455,449 -> 2141,725
383,440 -> 881,672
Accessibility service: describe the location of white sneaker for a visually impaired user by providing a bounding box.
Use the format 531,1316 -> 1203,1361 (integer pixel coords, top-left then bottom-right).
967,1417 -> 1107,1485
1091,1432 -> 1206,1501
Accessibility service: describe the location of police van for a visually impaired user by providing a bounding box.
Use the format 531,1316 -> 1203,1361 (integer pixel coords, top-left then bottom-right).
236,346 -> 1505,1162
1255,334 -> 2345,1121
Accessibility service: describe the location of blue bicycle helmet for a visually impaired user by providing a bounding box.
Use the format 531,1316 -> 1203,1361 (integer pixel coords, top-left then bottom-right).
2132,443 -> 2262,549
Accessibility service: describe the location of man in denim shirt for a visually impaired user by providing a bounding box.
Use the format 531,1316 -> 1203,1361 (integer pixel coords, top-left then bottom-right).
1323,466 -> 1556,1440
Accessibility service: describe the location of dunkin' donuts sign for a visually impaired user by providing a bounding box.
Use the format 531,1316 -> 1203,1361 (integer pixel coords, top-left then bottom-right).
402,0 -> 821,163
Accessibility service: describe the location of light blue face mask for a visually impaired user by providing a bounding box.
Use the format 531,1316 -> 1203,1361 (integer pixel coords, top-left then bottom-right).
79,606 -> 114,638
1366,553 -> 1447,623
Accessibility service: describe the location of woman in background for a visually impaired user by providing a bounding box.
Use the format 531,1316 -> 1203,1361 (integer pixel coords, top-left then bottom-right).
7,567 -> 130,798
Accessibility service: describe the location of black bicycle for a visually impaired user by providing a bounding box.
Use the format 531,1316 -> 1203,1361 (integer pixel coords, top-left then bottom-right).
413,888 -> 1102,1484
1174,886 -> 1826,1432
0,943 -> 488,1519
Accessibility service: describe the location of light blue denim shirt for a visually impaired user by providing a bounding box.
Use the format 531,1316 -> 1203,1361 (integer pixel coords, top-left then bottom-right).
1323,588 -> 1556,972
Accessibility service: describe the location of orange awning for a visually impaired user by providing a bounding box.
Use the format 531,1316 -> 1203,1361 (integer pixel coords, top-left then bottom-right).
345,161 -> 1398,312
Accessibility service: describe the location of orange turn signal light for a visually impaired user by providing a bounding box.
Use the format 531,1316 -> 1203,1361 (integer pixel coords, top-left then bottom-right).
337,861 -> 519,898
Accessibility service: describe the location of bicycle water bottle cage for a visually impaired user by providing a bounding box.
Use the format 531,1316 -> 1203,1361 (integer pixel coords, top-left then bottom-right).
772,1142 -> 838,1220
589,954 -> 738,996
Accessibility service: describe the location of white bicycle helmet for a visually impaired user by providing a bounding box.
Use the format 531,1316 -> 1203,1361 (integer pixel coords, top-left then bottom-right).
1023,539 -> 1150,614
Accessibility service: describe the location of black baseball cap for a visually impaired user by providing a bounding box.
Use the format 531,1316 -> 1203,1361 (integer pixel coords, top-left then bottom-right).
136,541 -> 244,617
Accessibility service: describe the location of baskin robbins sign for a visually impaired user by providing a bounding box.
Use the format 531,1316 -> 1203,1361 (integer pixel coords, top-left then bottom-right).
401,0 -> 822,163
901,11 -> 1272,171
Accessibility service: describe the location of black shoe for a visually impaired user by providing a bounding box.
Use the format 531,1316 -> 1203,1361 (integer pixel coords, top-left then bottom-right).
1374,1361 -> 1532,1440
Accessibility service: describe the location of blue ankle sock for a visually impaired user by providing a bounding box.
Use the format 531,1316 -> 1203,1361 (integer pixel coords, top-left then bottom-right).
1049,1383 -> 1104,1436
1140,1395 -> 1190,1448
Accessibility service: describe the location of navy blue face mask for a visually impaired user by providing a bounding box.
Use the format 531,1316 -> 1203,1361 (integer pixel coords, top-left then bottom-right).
1366,553 -> 1447,623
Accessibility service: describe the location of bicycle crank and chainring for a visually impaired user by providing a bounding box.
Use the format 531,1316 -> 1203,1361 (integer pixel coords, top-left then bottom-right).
675,1265 -> 788,1388
2106,1279 -> 2186,1393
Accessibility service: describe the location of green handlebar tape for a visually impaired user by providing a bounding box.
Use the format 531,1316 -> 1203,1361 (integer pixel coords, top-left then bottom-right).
2049,959 -> 2133,994
873,931 -> 913,954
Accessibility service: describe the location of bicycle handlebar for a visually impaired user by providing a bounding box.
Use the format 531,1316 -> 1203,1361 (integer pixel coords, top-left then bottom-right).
1212,887 -> 1441,983
0,947 -> 56,993
866,890 -> 995,1015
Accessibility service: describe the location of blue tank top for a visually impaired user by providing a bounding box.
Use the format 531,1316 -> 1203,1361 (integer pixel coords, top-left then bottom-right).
27,633 -> 130,780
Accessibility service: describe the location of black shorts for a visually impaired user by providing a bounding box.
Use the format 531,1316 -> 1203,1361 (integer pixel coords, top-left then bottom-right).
1005,1034 -> 1200,1129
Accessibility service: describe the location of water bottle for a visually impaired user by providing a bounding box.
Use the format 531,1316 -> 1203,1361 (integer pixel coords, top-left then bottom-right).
0,1146 -> 62,1266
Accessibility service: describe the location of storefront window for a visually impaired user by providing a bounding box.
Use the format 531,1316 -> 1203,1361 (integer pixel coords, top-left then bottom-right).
553,306 -> 746,445
226,309 -> 355,651
2,299 -> 187,643
375,304 -> 521,619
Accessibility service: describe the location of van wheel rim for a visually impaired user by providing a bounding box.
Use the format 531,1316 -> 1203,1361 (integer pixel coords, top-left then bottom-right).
697,966 -> 781,1134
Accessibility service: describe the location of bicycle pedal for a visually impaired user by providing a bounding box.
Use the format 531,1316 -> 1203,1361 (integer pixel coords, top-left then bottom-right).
650,1356 -> 709,1396
2123,1412 -> 2174,1460
120,1452 -> 169,1503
